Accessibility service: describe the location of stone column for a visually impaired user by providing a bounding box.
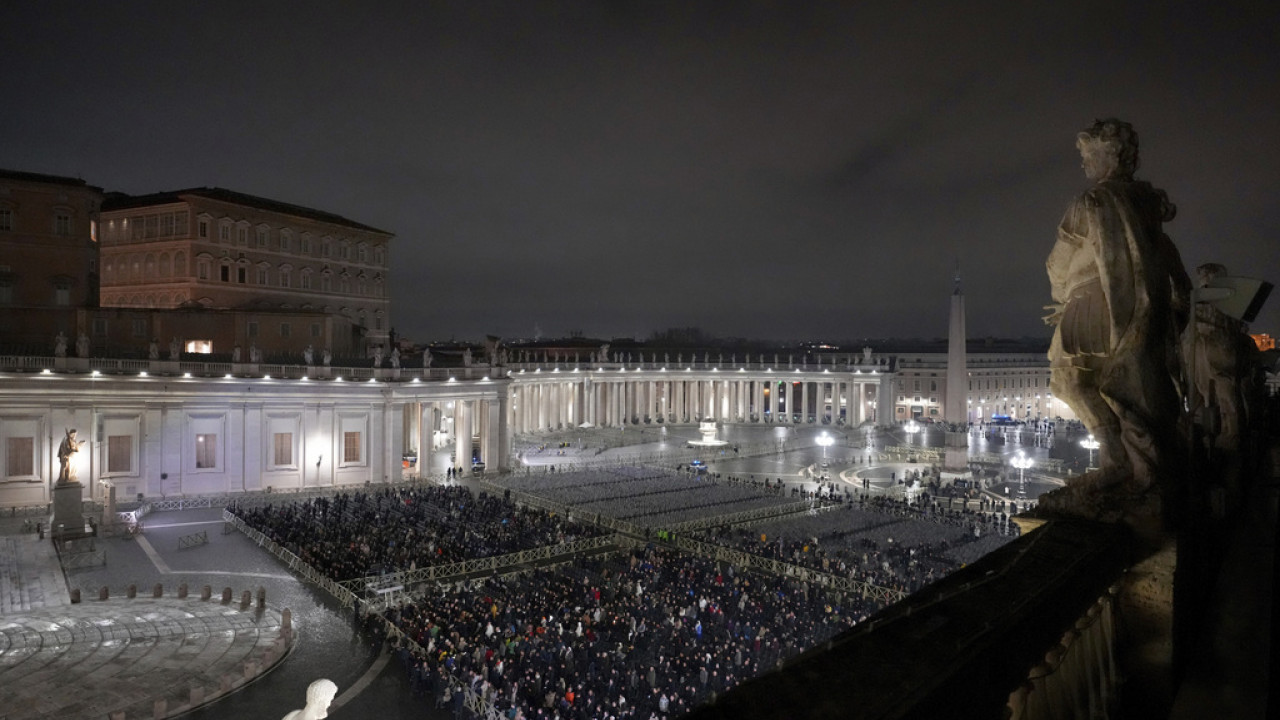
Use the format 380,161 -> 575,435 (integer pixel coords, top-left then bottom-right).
453,400 -> 471,470
801,382 -> 810,424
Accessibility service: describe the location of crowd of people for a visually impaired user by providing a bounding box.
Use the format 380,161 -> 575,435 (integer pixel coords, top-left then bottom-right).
367,545 -> 863,719
230,485 -> 606,581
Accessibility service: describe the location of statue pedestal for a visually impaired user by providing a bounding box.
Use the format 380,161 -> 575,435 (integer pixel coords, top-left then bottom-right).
51,482 -> 88,538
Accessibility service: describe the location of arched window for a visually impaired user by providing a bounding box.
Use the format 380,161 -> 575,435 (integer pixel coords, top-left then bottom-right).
158,252 -> 171,277
173,251 -> 187,276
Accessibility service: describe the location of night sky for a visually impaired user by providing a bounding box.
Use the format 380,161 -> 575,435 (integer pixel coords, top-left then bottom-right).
3,2 -> 1277,344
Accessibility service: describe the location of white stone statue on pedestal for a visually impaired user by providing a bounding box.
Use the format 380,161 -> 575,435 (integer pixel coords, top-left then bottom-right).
372,346 -> 383,368
282,679 -> 338,720
54,332 -> 68,358
390,347 -> 400,369
249,343 -> 261,363
322,348 -> 332,366
233,345 -> 242,363
303,345 -> 314,365
422,348 -> 432,368
76,333 -> 90,358
148,339 -> 159,360
463,348 -> 472,367
56,428 -> 85,485
169,337 -> 181,360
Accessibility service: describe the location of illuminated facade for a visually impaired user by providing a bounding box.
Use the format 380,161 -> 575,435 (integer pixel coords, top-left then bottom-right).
98,188 -> 393,353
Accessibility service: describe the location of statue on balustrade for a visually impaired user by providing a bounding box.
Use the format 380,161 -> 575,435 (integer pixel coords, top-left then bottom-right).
1041,118 -> 1191,515
322,347 -> 332,366
390,347 -> 401,369
169,337 -> 181,361
54,332 -> 68,358
372,346 -> 383,368
148,339 -> 159,360
282,678 -> 337,720
233,345 -> 242,363
303,344 -> 314,366
250,343 -> 262,363
76,332 -> 90,358
422,348 -> 432,368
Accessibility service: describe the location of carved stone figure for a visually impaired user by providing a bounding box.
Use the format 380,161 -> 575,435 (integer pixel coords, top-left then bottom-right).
148,339 -> 159,360
423,348 -> 433,368
232,345 -> 242,363
282,678 -> 338,720
600,344 -> 610,364
1043,118 -> 1190,495
372,346 -> 383,368
1183,263 -> 1260,463
75,332 -> 90,358
249,343 -> 262,363
303,345 -> 314,365
390,347 -> 400,369
463,348 -> 472,367
322,348 -> 332,366
169,337 -> 181,361
863,346 -> 873,363
54,332 -> 68,358
56,428 -> 85,484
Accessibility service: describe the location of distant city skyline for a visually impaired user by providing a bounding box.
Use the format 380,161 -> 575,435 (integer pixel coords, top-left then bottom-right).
3,2 -> 1276,342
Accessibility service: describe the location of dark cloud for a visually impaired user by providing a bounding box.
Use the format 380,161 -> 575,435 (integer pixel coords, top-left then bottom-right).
2,1 -> 1277,342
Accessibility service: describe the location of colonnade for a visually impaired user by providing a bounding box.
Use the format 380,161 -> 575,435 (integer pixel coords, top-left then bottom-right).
403,394 -> 507,471
509,371 -> 887,434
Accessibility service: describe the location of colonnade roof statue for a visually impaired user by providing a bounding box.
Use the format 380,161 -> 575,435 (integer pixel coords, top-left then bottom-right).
1040,118 -> 1191,522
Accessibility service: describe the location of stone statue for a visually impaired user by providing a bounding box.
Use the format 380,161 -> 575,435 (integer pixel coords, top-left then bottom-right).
148,339 -> 159,360
56,428 -> 85,484
249,343 -> 262,363
677,353 -> 683,365
665,352 -> 670,364
372,346 -> 383,368
233,345 -> 242,363
390,347 -> 400,369
422,348 -> 433,368
322,348 -> 332,366
600,344 -> 610,364
169,337 -> 181,361
1183,264 -> 1261,466
282,678 -> 338,720
76,332 -> 90,358
863,346 -> 873,364
1043,118 -> 1190,497
54,332 -> 68,358
303,345 -> 314,365
462,347 -> 472,367
774,354 -> 779,366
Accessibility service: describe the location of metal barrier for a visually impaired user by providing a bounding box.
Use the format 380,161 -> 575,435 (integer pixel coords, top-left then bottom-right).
221,510 -> 361,609
178,530 -> 209,549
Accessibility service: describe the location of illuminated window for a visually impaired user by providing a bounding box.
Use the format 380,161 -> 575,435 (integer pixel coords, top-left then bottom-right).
343,431 -> 361,463
273,433 -> 292,466
195,434 -> 217,469
108,435 -> 132,473
6,437 -> 34,477
185,340 -> 213,354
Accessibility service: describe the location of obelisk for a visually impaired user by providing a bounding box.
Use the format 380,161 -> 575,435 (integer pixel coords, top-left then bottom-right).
943,270 -> 971,482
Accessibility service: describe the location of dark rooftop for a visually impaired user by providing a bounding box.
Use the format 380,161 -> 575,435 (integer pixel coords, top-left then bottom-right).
101,187 -> 392,236
0,167 -> 101,191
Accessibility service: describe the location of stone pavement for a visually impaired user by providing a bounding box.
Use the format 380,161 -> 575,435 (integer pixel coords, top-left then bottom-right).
0,530 -> 70,613
0,596 -> 288,719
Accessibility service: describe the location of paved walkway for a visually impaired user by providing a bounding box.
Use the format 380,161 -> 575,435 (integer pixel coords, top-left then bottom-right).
0,529 -> 71,613
0,597 -> 288,719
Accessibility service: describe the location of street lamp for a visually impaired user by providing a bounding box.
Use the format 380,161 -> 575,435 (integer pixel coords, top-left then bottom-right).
1079,434 -> 1100,471
816,432 -> 833,459
903,420 -> 921,444
1011,450 -> 1033,498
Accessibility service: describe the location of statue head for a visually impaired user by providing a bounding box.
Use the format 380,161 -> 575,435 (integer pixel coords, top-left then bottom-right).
1076,118 -> 1139,181
1196,262 -> 1228,286
304,678 -> 338,717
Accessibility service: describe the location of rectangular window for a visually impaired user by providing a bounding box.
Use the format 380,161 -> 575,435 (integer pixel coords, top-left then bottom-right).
219,224 -> 230,242
220,265 -> 230,282
132,318 -> 147,337
343,431 -> 361,463
92,318 -> 107,336
195,434 -> 217,469
273,433 -> 292,466
280,270 -> 291,288
237,227 -> 248,245
310,323 -> 321,337
299,236 -> 309,254
108,435 -> 132,473
282,233 -> 292,252
0,283 -> 12,305
197,260 -> 211,280
0,208 -> 12,231
6,437 -> 33,476
237,266 -> 247,284
198,220 -> 209,238
256,227 -> 268,247
247,321 -> 258,337
257,267 -> 268,284
280,322 -> 291,338
54,286 -> 71,306
300,273 -> 312,290
54,213 -> 72,236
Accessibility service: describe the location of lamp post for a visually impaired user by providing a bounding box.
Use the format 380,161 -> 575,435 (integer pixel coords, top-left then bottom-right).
1011,450 -> 1033,498
1079,434 -> 1100,471
903,420 -> 921,445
